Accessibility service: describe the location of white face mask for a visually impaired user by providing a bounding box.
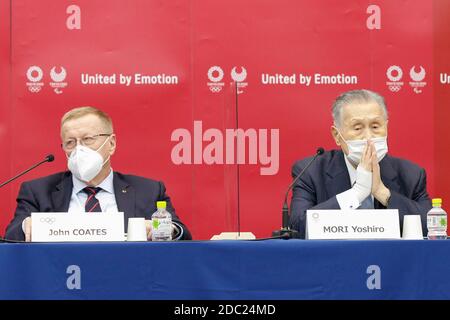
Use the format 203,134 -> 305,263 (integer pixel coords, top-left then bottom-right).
67,137 -> 111,182
338,132 -> 388,165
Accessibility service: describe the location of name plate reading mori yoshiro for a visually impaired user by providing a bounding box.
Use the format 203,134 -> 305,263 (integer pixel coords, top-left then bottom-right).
31,212 -> 125,242
306,209 -> 400,240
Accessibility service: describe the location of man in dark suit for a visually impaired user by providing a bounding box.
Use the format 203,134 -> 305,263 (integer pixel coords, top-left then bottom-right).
289,89 -> 432,239
5,106 -> 191,241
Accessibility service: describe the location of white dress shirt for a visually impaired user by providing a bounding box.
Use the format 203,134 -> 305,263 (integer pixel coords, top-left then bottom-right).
69,169 -> 119,213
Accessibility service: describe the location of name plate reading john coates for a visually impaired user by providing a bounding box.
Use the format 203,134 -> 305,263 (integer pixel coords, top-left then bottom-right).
306,209 -> 400,240
31,212 -> 125,242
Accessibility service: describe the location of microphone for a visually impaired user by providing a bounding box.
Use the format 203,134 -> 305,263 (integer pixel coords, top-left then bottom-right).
0,154 -> 55,188
272,147 -> 324,239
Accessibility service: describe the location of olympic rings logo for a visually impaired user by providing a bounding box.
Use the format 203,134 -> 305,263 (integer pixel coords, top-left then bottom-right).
40,217 -> 56,224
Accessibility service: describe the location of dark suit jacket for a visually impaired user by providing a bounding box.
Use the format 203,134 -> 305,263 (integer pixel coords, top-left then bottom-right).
289,149 -> 432,239
5,171 -> 192,241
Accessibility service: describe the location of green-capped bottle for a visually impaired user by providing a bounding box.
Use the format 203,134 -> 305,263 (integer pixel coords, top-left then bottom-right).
427,198 -> 448,240
151,201 -> 172,241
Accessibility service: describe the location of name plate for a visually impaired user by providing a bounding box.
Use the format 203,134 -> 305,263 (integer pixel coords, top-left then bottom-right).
31,212 -> 125,242
306,209 -> 400,240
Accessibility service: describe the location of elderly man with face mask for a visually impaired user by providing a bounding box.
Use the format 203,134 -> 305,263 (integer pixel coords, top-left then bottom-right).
5,106 -> 192,241
289,89 -> 432,239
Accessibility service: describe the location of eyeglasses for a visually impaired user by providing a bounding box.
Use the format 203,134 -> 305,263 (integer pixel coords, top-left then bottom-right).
62,133 -> 113,151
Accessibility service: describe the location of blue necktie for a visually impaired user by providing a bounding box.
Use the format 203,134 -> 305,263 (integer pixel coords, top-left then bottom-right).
82,187 -> 102,212
359,196 -> 374,209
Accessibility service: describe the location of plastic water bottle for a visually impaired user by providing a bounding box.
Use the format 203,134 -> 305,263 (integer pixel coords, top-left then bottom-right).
151,201 -> 172,241
427,198 -> 448,240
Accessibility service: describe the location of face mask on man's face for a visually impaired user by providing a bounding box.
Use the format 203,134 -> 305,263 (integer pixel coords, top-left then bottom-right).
67,136 -> 111,182
337,131 -> 388,165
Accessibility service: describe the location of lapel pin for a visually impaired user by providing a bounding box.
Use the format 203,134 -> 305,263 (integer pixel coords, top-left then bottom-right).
122,189 -> 127,193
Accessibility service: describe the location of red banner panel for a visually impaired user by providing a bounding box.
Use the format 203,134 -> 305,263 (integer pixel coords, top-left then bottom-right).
0,0 -> 446,239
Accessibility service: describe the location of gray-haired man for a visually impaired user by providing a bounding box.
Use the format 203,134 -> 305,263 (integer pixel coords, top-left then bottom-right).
289,89 -> 432,238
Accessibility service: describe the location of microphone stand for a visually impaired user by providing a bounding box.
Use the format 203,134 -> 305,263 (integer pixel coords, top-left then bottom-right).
272,148 -> 324,239
0,156 -> 53,188
0,155 -> 55,241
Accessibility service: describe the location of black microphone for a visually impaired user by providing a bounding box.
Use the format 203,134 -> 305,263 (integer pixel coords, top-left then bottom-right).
272,147 -> 324,239
0,154 -> 55,188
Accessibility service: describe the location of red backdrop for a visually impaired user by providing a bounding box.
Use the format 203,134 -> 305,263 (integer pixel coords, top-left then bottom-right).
0,0 -> 448,239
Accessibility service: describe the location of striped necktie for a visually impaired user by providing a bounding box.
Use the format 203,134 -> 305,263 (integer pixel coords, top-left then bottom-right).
82,187 -> 102,212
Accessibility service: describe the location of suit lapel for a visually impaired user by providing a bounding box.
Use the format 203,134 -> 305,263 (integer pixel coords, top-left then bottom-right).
51,172 -> 73,212
113,172 -> 135,222
325,150 -> 352,199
